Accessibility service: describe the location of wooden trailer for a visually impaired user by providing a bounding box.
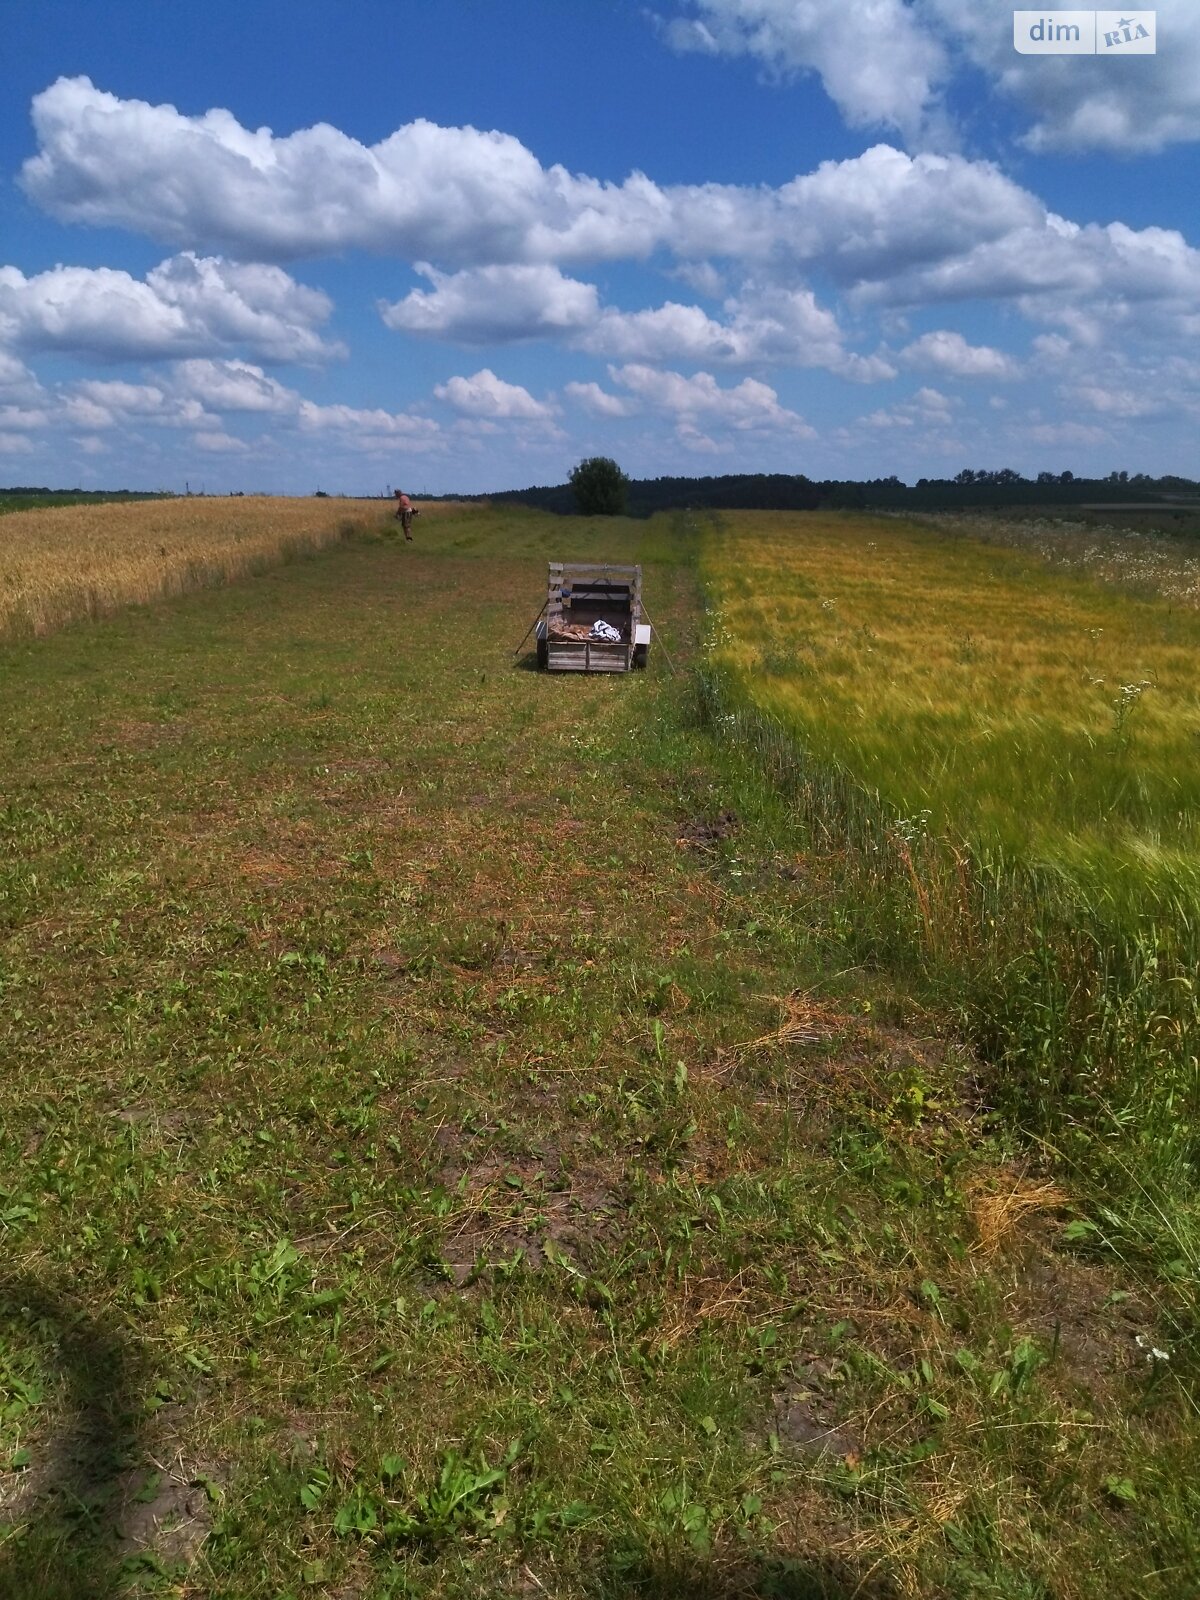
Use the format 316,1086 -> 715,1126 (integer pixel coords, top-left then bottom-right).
535,562 -> 651,673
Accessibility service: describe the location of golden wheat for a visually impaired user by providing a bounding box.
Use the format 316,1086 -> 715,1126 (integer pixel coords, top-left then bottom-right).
0,495 -> 463,638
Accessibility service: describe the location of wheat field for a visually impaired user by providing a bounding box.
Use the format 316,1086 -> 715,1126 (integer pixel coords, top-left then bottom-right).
0,495 -> 430,638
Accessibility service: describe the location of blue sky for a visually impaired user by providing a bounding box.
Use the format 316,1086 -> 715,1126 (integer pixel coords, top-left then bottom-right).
2,0 -> 1198,493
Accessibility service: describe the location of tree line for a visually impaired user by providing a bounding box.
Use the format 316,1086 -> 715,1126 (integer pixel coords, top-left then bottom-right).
463,466 -> 1199,518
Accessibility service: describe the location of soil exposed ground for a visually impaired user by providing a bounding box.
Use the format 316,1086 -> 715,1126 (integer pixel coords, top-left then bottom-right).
0,506 -> 1194,1598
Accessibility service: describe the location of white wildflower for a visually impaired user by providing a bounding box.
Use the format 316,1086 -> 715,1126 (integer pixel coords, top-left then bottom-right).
1135,1334 -> 1170,1363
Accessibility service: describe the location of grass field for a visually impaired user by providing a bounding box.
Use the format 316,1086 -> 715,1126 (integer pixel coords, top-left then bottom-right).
1,505 -> 1198,1598
912,513 -> 1200,603
700,503 -> 1200,948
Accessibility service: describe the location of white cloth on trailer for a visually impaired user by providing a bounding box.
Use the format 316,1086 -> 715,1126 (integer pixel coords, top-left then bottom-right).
590,619 -> 621,642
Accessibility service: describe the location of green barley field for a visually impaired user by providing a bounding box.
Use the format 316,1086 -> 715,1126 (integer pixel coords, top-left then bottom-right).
702,510 -> 1200,1221
702,511 -> 1200,908
1,503 -> 1197,1599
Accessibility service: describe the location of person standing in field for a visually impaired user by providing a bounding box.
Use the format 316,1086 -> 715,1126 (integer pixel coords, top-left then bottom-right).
394,490 -> 419,540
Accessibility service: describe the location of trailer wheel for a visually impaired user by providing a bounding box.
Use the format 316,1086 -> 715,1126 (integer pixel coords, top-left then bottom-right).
536,639 -> 549,669
632,644 -> 648,670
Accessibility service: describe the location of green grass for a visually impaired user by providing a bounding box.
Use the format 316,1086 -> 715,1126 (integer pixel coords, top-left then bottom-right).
1,506 -> 1197,1598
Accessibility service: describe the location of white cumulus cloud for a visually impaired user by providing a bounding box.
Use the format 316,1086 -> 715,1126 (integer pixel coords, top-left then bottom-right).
0,253 -> 341,363
900,330 -> 1017,378
433,368 -> 554,420
576,282 -> 893,380
610,363 -> 815,435
861,385 -> 955,430
1068,384 -> 1166,419
662,0 -> 949,144
20,77 -> 671,267
664,1 -> 1200,156
297,400 -> 443,446
767,146 -> 1042,288
7,79 -> 1053,288
146,255 -> 339,362
192,429 -> 250,453
563,381 -> 633,418
172,358 -> 300,412
17,80 -> 1199,351
0,353 -> 44,404
380,264 -> 892,383
381,264 -> 599,342
60,395 -> 119,430
581,301 -> 740,363
870,215 -> 1200,349
63,379 -> 217,430
924,0 -> 1200,154
0,405 -> 50,431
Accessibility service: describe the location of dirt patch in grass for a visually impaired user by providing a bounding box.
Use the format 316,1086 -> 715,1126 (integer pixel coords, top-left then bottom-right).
437,1151 -> 620,1282
676,808 -> 740,849
715,1000 -> 976,1149
765,1388 -> 861,1462
114,1450 -> 226,1570
1008,1233 -> 1158,1388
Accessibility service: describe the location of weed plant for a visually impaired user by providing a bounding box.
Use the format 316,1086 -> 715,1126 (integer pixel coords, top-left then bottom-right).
913,512 -> 1200,602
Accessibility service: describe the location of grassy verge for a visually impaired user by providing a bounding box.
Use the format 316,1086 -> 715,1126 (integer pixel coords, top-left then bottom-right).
1,506 -> 1197,1597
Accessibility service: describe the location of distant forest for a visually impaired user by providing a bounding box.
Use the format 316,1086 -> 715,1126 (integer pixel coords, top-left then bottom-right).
7,474 -> 1199,520
468,469 -> 1200,518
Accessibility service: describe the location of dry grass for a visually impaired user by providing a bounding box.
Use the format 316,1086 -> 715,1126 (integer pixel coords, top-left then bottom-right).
0,494 -> 425,637
721,991 -> 849,1066
968,1174 -> 1072,1257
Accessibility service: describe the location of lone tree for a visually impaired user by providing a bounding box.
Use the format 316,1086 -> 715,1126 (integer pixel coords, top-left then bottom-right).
569,456 -> 629,516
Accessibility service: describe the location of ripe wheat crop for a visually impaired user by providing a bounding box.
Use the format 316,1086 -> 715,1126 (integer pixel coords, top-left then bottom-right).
0,495 -> 404,638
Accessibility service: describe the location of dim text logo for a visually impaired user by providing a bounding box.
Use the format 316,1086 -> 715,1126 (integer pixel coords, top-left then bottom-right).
1013,11 -> 1156,54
